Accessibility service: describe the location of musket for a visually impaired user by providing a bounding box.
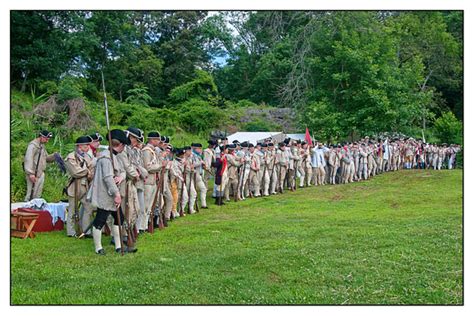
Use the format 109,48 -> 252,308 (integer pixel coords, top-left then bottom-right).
186,163 -> 193,214
260,151 -> 267,195
73,151 -> 84,236
235,163 -> 242,202
29,143 -> 43,201
73,178 -> 83,235
101,70 -> 124,256
293,155 -> 297,191
179,161 -> 187,217
156,164 -> 166,230
149,173 -> 160,234
193,170 -> 200,213
268,153 -> 276,193
123,183 -> 135,247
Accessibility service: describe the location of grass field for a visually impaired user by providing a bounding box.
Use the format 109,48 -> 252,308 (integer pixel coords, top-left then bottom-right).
11,169 -> 463,305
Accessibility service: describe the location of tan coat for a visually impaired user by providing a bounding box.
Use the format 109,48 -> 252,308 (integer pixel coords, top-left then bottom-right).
226,153 -> 241,180
24,138 -> 55,177
64,151 -> 93,197
142,144 -> 161,185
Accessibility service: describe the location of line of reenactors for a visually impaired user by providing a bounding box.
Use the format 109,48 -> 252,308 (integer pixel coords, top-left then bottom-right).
23,130 -> 461,255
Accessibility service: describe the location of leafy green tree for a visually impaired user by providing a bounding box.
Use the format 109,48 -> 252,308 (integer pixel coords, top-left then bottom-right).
125,84 -> 153,106
433,111 -> 462,144
169,69 -> 218,104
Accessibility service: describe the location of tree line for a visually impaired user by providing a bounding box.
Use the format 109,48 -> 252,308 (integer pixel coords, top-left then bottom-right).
11,10 -> 462,143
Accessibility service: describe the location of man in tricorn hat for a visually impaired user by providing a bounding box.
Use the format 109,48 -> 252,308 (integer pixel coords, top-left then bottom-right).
141,131 -> 162,232
86,129 -> 130,255
64,135 -> 93,237
24,130 -> 58,201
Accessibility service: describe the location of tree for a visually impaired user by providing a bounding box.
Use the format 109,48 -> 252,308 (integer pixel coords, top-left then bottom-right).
433,111 -> 462,144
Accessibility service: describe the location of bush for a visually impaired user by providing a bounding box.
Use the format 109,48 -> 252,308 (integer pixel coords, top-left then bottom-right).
127,107 -> 179,133
125,84 -> 153,106
57,76 -> 84,103
433,111 -> 462,144
177,98 -> 224,134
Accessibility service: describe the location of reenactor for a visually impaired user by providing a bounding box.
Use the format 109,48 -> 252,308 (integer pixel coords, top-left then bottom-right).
376,139 -> 384,173
211,144 -> 228,205
87,132 -> 103,158
160,144 -> 174,224
86,129 -> 129,255
191,143 -> 208,209
368,142 -> 377,177
359,143 -> 368,180
302,141 -> 313,187
124,127 -> 147,249
267,143 -> 278,195
352,143 -> 360,182
184,146 -> 198,214
64,135 -> 93,237
24,130 -> 57,201
382,139 -> 391,172
260,143 -> 270,196
203,140 -> 216,191
238,142 -> 251,199
405,140 -> 414,169
225,144 -> 242,201
340,144 -> 352,184
255,143 -> 266,196
248,143 -> 261,197
276,142 -> 289,192
141,132 -> 161,232
328,145 -> 339,185
289,141 -> 300,190
172,148 -> 187,215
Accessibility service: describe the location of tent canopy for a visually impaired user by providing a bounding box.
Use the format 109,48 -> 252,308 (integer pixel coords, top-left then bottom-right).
227,132 -> 284,144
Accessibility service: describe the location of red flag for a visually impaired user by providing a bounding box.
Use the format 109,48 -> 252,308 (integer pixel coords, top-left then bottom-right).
305,127 -> 313,146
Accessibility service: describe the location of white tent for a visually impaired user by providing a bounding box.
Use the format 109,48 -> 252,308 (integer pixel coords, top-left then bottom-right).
227,132 -> 284,144
286,133 -> 306,141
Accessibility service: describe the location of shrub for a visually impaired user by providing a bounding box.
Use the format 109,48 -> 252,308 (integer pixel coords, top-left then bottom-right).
177,98 -> 224,134
125,84 -> 153,106
57,76 -> 84,103
433,111 -> 462,144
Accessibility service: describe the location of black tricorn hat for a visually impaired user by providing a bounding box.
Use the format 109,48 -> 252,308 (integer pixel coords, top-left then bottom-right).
89,132 -> 103,142
110,129 -> 130,145
75,135 -> 92,145
208,140 -> 217,146
268,142 -> 274,147
39,130 -> 53,138
261,143 -> 268,148
183,146 -> 192,150
191,143 -> 202,148
126,127 -> 143,139
278,142 -> 286,147
147,131 -> 160,139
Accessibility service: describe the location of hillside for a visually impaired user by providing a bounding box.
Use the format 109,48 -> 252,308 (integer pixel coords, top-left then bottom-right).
10,90 -> 297,202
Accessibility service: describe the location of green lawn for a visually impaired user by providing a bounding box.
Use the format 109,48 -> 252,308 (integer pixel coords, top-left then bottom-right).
11,169 -> 463,305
